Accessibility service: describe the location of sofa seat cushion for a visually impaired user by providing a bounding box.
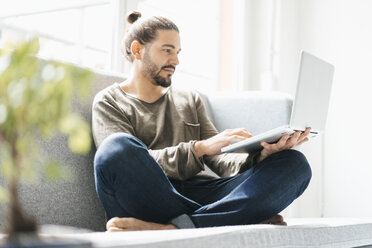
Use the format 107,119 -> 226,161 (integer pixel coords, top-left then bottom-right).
38,218 -> 372,248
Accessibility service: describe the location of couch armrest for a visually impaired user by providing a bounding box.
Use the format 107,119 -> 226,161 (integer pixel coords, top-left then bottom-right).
199,91 -> 293,135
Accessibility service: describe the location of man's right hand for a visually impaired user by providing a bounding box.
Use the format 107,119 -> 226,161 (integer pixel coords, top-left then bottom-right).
194,128 -> 252,158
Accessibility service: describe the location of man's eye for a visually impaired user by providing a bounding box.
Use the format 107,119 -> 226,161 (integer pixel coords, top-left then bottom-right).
163,49 -> 171,53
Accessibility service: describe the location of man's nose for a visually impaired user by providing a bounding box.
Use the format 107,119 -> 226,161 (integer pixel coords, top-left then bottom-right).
170,54 -> 179,66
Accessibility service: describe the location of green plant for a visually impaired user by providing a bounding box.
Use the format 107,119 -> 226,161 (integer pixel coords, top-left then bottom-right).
0,38 -> 93,239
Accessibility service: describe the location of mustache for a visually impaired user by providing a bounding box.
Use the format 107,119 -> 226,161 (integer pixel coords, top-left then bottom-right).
161,65 -> 176,70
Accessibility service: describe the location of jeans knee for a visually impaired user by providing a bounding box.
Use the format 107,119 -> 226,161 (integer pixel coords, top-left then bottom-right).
278,149 -> 312,183
94,133 -> 145,174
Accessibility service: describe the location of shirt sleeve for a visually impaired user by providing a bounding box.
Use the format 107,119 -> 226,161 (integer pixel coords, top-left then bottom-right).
193,91 -> 259,177
92,97 -> 136,147
92,96 -> 205,181
148,142 -> 205,181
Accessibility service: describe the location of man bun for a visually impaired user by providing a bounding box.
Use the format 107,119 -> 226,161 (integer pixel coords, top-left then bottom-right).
126,11 -> 142,24
122,14 -> 179,62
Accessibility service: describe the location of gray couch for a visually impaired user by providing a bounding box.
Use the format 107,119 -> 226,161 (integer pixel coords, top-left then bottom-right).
0,69 -> 292,232
2,69 -> 372,248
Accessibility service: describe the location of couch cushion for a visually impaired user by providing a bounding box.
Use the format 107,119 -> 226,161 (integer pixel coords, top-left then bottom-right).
42,218 -> 372,248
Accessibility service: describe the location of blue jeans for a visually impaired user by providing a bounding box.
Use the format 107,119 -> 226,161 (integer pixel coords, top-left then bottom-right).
94,133 -> 312,228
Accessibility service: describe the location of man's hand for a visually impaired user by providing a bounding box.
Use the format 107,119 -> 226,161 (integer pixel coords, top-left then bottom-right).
258,127 -> 311,163
194,128 -> 252,157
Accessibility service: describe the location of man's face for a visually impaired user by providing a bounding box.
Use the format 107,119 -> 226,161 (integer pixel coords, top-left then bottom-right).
141,30 -> 181,87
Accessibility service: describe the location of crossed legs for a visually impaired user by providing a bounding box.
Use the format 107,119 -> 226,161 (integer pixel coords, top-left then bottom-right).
94,133 -> 311,230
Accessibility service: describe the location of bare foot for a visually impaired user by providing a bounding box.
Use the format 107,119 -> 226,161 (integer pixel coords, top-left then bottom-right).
259,214 -> 287,226
106,217 -> 178,232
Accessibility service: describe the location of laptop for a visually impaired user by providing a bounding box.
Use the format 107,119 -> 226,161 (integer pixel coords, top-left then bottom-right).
221,51 -> 335,153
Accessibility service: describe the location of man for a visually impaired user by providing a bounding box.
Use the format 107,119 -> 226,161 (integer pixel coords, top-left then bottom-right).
92,12 -> 312,231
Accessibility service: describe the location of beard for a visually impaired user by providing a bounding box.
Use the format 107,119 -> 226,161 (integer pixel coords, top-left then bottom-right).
153,74 -> 172,88
142,51 -> 175,88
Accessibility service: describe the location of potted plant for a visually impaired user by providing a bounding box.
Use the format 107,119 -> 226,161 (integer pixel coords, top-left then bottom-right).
0,38 -> 93,246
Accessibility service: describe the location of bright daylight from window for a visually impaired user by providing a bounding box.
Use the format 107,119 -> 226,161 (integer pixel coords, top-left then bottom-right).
0,0 -> 113,71
0,0 -> 221,91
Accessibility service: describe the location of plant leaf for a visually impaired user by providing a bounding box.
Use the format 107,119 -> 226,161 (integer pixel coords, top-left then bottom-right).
44,161 -> 71,182
0,186 -> 9,202
68,126 -> 91,154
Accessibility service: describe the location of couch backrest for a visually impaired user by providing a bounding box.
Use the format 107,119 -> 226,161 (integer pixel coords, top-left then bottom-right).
0,70 -> 293,232
0,70 -> 125,232
198,91 -> 293,134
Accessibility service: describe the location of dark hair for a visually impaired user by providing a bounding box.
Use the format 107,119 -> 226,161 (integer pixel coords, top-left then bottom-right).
122,11 -> 179,62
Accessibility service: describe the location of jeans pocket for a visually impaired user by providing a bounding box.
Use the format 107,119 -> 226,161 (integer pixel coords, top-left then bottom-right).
183,121 -> 200,141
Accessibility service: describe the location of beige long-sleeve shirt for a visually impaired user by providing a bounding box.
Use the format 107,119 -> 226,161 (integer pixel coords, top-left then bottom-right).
92,83 -> 257,181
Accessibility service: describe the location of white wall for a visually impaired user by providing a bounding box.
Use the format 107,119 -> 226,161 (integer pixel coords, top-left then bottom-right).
241,0 -> 278,92
300,0 -> 372,218
278,0 -> 372,218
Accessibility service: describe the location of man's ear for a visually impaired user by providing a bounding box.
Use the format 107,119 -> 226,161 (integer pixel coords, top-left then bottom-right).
130,40 -> 143,60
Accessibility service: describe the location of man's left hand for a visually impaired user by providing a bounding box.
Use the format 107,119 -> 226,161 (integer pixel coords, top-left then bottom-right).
258,127 -> 311,163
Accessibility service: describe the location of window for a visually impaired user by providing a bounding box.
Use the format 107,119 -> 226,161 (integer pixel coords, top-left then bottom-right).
0,0 -> 222,90
0,0 -> 113,71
